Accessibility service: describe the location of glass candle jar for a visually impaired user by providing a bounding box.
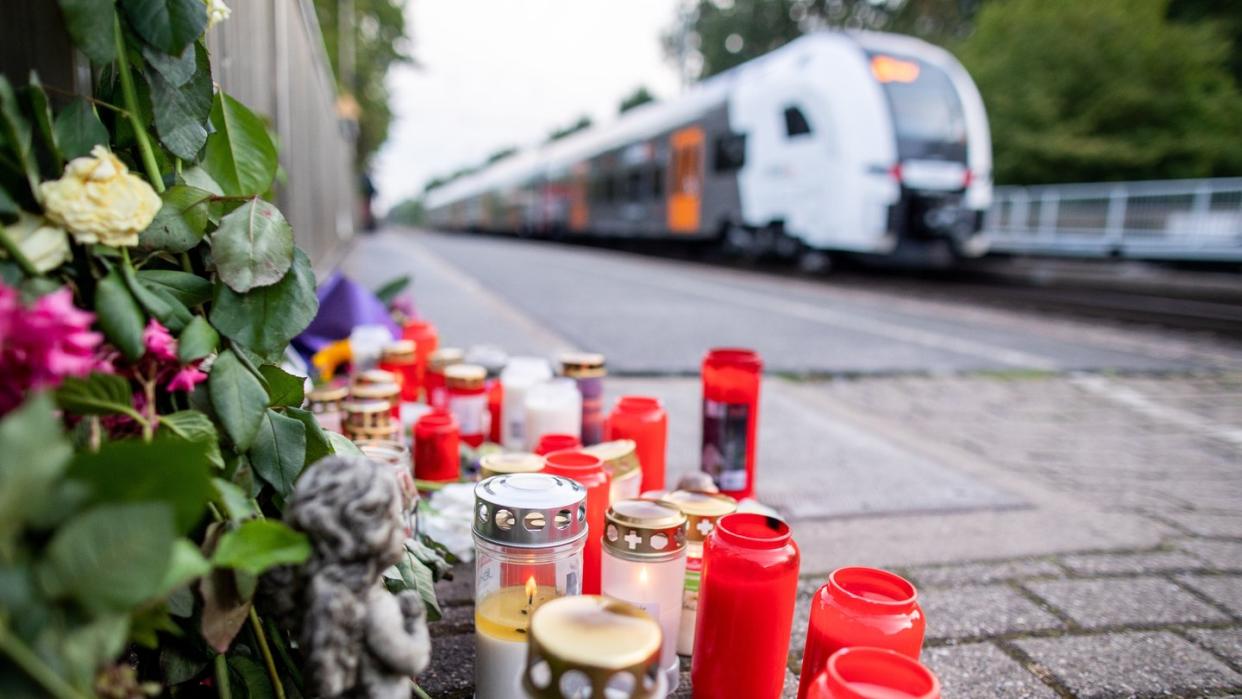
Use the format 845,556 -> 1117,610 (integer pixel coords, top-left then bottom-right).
378,340 -> 419,403
657,489 -> 737,656
559,352 -> 607,446
474,473 -> 587,699
805,647 -> 940,699
357,439 -> 417,537
342,399 -> 400,442
306,383 -> 348,434
700,348 -> 763,499
691,513 -> 799,699
525,378 -> 582,450
413,410 -> 460,482
400,319 -> 439,401
601,499 -> 687,691
425,347 -> 464,410
583,439 -> 643,504
797,567 -> 925,699
605,396 -> 668,493
445,363 -> 488,448
534,433 -> 582,456
480,452 -> 544,480
351,372 -> 401,421
524,595 -> 667,699
542,450 -> 609,595
501,357 -> 553,450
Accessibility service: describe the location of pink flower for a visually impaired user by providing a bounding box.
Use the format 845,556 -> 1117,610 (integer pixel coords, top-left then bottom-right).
142,319 -> 177,361
0,283 -> 104,415
167,364 -> 208,393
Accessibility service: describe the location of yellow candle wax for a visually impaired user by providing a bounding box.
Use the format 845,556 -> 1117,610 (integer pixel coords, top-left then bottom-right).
475,582 -> 561,642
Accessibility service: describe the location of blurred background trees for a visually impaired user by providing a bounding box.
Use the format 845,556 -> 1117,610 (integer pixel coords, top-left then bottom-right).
619,86 -> 657,114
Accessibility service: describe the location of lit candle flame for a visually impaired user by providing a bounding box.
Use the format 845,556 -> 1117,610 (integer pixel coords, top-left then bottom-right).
525,575 -> 537,607
638,566 -> 649,585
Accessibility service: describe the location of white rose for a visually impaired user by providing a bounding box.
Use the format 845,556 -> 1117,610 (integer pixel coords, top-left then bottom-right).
39,145 -> 162,248
4,212 -> 70,272
206,0 -> 231,28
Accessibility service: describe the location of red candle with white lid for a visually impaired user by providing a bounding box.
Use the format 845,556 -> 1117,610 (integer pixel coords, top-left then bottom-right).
700,348 -> 762,499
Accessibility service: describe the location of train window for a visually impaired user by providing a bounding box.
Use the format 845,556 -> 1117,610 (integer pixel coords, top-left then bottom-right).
784,106 -> 812,137
651,165 -> 664,197
603,175 -> 617,202
626,170 -> 644,201
713,132 -> 747,171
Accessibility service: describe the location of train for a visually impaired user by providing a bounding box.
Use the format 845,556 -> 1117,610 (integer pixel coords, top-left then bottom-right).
424,30 -> 992,267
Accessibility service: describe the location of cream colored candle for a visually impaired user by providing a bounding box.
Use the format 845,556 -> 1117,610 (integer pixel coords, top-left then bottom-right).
475,579 -> 559,699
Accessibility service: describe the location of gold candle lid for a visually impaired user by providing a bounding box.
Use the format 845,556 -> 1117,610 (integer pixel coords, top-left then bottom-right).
356,439 -> 409,466
307,384 -> 348,404
428,347 -> 464,371
380,339 -> 417,363
660,489 -> 738,543
604,499 -> 686,560
445,363 -> 486,390
353,368 -> 398,386
582,439 -> 640,481
342,399 -> 393,416
559,352 -> 606,378
524,595 -> 663,699
351,382 -> 400,401
480,452 -> 544,479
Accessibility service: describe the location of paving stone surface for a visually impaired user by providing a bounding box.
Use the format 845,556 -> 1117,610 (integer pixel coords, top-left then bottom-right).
1178,539 -> 1242,571
905,559 -> 1064,587
1177,574 -> 1242,617
923,642 -> 1058,699
1163,512 -> 1242,538
419,632 -> 476,697
1059,549 -> 1206,576
1186,628 -> 1242,668
1015,631 -> 1242,697
1025,576 -> 1231,628
920,585 -> 1065,640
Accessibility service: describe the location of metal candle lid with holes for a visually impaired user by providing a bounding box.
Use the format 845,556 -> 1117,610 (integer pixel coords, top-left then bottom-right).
524,595 -> 665,699
659,490 -> 737,543
604,499 -> 687,561
474,473 -> 587,548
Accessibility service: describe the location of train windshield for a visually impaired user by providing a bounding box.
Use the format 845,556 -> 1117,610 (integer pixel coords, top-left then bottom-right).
869,53 -> 967,162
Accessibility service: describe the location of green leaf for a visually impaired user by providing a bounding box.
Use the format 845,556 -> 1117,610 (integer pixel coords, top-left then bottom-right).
120,0 -> 208,57
95,268 -> 146,360
285,406 -> 331,466
61,614 -> 130,689
249,409 -> 306,500
67,435 -> 213,532
57,0 -> 117,64
326,431 -> 363,457
148,43 -> 212,160
212,520 -> 310,576
202,92 -> 278,196
177,315 -> 219,363
55,373 -> 138,417
138,184 -> 210,253
259,365 -> 304,407
40,502 -> 176,613
399,551 -> 442,621
211,197 -> 294,293
209,350 -> 268,451
154,538 -> 211,601
209,248 -> 318,355
0,186 -> 17,217
374,275 -> 411,304
0,76 -> 36,196
52,99 -> 109,160
22,75 -> 62,173
212,477 -> 258,521
0,394 -> 72,551
136,268 -> 212,306
143,42 -> 196,88
160,409 -> 224,470
180,165 -> 223,195
229,656 -> 275,699
122,260 -> 192,331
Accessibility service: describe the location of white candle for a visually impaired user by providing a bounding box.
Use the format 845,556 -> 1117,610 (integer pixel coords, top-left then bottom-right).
475,579 -> 558,699
524,378 -> 581,450
501,357 -> 553,449
602,554 -> 686,691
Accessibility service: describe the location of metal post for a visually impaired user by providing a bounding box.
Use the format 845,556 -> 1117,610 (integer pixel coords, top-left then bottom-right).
1104,186 -> 1126,250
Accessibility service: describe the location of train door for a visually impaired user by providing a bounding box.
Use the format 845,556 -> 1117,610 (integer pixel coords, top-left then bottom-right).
667,126 -> 704,233
569,163 -> 590,232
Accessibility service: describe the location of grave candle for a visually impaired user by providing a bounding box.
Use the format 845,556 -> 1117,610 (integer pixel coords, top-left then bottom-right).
583,439 -> 643,504
605,396 -> 668,492
534,433 -> 581,456
542,451 -> 610,595
378,340 -> 419,402
700,348 -> 763,499
525,378 -> 582,450
445,363 -> 488,447
413,410 -> 459,482
425,347 -> 464,410
306,383 -> 348,434
473,473 -> 587,699
804,647 -> 940,699
480,452 -> 544,480
500,357 -> 553,449
400,319 -> 439,401
657,489 -> 737,656
559,352 -> 607,446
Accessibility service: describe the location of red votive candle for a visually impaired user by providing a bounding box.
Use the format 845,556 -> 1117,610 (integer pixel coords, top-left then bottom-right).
797,567 -> 925,699
605,395 -> 667,492
806,647 -> 940,699
378,340 -> 419,402
533,433 -> 581,456
401,320 -> 439,401
413,410 -> 459,482
445,364 -> 488,448
700,348 -> 762,499
692,512 -> 799,699
541,450 -> 610,595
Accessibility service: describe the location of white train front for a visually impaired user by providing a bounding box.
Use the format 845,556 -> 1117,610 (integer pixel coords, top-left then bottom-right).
425,30 -> 992,264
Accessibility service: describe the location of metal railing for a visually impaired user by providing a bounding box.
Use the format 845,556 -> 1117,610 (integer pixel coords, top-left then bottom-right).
984,178 -> 1242,262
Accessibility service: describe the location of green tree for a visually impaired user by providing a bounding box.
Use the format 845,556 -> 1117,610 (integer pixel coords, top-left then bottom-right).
619,86 -> 656,113
956,0 -> 1242,184
387,198 -> 425,225
312,0 -> 412,169
485,146 -> 519,164
546,115 -> 593,143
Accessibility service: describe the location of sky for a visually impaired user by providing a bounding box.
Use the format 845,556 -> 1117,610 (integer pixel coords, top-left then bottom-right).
373,0 -> 684,210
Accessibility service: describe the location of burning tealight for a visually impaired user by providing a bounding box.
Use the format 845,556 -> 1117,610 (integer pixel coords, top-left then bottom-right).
473,473 -> 587,699
600,499 -> 688,691
523,595 -> 667,699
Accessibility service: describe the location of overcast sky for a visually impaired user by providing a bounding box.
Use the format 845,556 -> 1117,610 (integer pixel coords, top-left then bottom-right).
372,0 -> 683,209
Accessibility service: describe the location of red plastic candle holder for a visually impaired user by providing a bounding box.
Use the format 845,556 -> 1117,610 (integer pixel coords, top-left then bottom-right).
797,567 -> 925,699
378,340 -> 419,403
691,512 -> 800,699
533,433 -> 581,456
541,450 -> 610,595
400,320 -> 439,401
700,348 -> 762,499
805,647 -> 940,699
604,395 -> 668,492
413,410 -> 460,482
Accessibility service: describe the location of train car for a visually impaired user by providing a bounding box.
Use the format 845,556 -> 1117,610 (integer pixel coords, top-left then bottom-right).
424,30 -> 992,265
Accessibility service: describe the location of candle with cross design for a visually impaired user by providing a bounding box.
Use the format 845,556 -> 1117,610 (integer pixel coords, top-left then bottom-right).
601,499 -> 688,692
658,489 -> 738,656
